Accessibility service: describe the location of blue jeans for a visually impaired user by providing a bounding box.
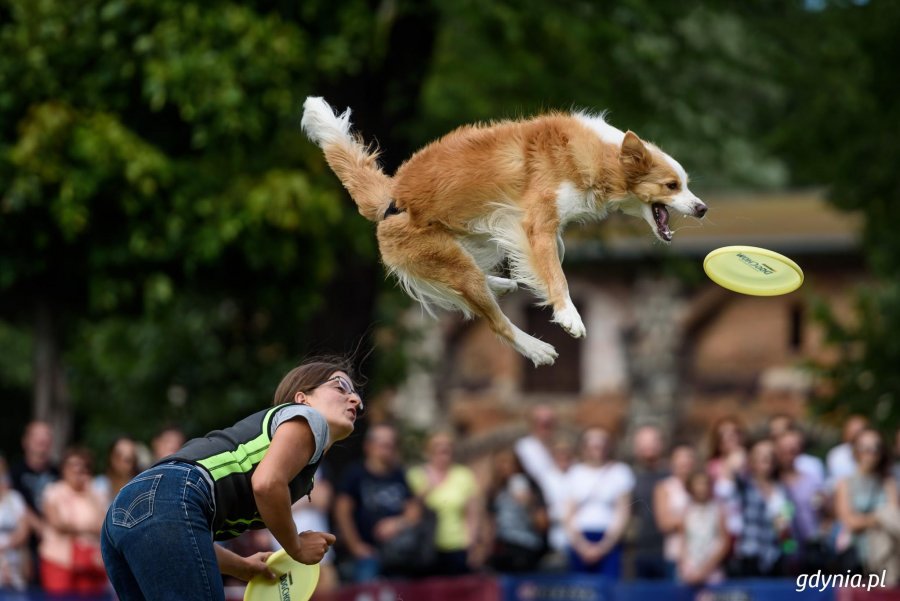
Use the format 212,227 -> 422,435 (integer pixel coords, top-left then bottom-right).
101,461 -> 220,600
351,556 -> 381,582
567,530 -> 623,579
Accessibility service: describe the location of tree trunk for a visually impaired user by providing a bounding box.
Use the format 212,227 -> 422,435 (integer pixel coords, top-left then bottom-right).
33,298 -> 71,457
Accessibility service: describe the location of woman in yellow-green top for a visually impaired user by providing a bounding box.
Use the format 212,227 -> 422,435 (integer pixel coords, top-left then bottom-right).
407,432 -> 485,576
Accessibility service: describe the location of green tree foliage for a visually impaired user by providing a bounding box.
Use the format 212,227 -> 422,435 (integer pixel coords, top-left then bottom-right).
0,0 -> 430,449
811,284 -> 900,425
422,0 -> 788,188
748,0 -> 900,426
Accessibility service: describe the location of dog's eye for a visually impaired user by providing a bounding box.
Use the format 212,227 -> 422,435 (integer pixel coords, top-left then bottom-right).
665,181 -> 679,191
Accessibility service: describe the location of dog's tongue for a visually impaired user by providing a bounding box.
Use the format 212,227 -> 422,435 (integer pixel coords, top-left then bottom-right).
652,203 -> 672,242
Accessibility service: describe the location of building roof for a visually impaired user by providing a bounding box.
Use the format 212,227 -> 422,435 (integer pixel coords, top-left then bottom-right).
565,189 -> 863,260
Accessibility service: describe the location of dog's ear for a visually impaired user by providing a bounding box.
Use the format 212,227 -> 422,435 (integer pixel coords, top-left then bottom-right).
620,131 -> 652,181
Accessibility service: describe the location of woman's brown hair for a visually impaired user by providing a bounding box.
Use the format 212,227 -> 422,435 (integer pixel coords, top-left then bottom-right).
707,415 -> 746,460
61,446 -> 95,473
853,428 -> 891,478
272,357 -> 357,407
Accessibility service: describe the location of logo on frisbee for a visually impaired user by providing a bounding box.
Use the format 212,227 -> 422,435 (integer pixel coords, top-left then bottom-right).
279,572 -> 293,601
736,253 -> 776,275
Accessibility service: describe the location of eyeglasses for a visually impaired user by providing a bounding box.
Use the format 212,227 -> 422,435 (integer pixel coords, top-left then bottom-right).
857,444 -> 881,455
325,375 -> 363,411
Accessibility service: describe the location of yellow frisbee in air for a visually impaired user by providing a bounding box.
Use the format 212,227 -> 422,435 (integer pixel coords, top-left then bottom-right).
244,549 -> 320,601
703,245 -> 804,296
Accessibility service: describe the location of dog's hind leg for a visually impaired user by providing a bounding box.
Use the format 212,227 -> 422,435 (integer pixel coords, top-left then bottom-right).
378,218 -> 557,366
520,190 -> 586,338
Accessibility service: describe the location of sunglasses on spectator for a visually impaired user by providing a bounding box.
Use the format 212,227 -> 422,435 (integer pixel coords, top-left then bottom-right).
857,444 -> 881,454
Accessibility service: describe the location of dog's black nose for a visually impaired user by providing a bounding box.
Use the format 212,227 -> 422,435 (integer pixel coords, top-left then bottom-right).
695,203 -> 708,218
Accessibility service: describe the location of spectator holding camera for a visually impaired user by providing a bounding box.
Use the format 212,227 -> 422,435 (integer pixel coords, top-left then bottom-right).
717,438 -> 791,578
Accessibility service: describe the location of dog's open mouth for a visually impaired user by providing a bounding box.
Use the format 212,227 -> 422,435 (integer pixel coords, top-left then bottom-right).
652,203 -> 672,242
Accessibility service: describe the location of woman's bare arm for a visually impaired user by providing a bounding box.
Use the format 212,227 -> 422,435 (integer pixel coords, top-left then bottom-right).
213,545 -> 275,581
596,493 -> 631,555
654,480 -> 681,534
253,418 -> 334,564
835,478 -> 876,532
698,507 -> 731,577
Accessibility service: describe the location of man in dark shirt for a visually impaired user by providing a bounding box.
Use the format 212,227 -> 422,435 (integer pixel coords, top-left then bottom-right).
10,420 -> 59,586
334,423 -> 419,582
10,421 -> 58,513
629,424 -> 669,579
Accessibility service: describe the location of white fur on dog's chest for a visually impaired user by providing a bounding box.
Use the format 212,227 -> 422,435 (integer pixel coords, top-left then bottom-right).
554,181 -> 597,224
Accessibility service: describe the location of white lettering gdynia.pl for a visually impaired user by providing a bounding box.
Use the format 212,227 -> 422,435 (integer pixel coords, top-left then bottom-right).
796,570 -> 886,592
736,253 -> 775,275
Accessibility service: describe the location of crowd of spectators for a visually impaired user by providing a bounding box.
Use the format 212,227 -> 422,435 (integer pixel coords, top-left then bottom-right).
3,409 -> 900,596
320,407 -> 900,590
0,422 -> 182,595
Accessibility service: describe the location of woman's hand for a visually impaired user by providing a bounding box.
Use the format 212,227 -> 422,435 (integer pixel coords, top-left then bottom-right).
236,552 -> 276,583
574,540 -> 601,564
213,547 -> 275,583
290,531 -> 337,565
725,449 -> 747,475
681,564 -> 704,586
581,544 -> 606,565
865,513 -> 879,530
467,541 -> 489,569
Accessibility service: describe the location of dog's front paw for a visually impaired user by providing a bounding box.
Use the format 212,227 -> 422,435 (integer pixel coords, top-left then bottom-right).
553,304 -> 586,338
487,275 -> 518,297
516,335 -> 558,367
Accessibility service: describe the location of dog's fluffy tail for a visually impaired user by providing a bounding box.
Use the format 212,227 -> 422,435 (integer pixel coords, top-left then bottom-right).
301,97 -> 392,222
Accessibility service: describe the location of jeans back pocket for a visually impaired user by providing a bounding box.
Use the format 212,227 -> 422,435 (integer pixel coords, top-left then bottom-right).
111,473 -> 163,528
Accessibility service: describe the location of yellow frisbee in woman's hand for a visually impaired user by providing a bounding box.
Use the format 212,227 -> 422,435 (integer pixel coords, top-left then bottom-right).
244,550 -> 320,601
703,245 -> 804,296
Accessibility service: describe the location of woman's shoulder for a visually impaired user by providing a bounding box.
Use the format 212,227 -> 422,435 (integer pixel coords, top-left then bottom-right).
42,479 -> 66,501
406,464 -> 426,483
450,463 -> 475,478
270,404 -> 330,449
0,488 -> 27,512
406,465 -> 429,494
608,461 -> 635,480
564,463 -> 603,485
271,402 -> 325,426
567,462 -> 588,474
658,475 -> 682,492
565,463 -> 597,480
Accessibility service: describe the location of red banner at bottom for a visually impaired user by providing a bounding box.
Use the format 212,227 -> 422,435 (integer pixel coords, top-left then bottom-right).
314,575 -> 501,601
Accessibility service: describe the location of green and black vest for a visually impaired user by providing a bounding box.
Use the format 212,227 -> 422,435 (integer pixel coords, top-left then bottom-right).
165,403 -> 326,540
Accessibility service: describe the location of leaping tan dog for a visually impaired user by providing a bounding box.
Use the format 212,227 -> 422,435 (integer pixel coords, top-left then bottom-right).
301,98 -> 707,366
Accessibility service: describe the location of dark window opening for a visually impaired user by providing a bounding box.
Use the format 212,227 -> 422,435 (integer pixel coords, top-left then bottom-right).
523,302 -> 583,393
789,303 -> 804,352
